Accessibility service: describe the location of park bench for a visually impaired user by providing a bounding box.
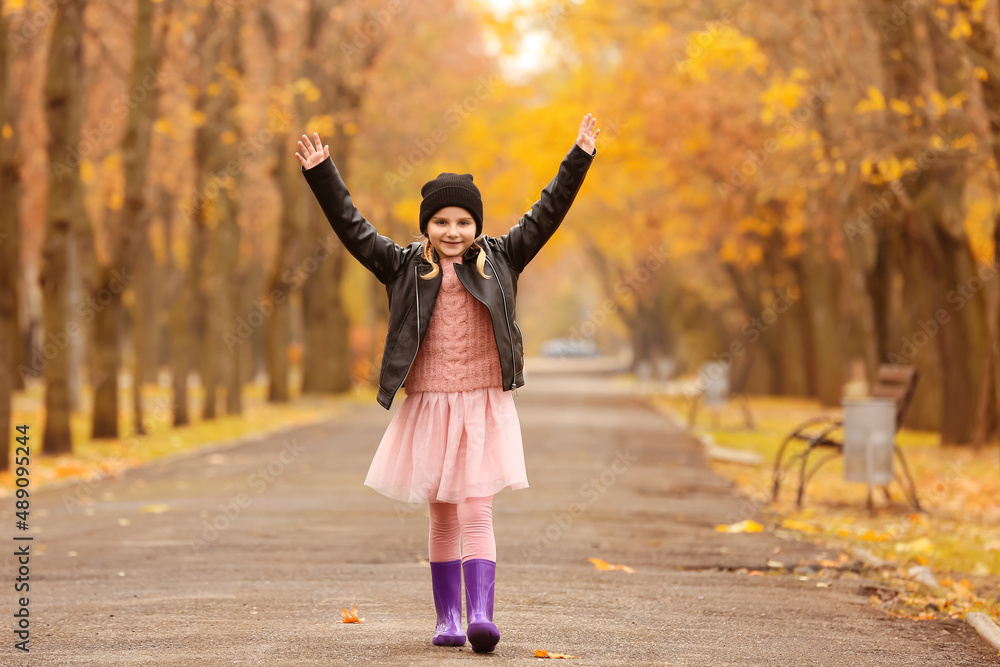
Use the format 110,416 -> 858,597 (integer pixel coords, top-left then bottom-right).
687,357 -> 756,430
770,364 -> 922,511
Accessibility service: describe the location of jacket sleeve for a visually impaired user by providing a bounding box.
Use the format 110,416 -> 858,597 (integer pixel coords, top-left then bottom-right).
499,142 -> 596,274
302,156 -> 407,285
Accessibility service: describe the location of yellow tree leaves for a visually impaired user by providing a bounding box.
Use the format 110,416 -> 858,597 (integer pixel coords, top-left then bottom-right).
857,87 -> 965,120
682,25 -> 768,83
855,85 -> 886,114
759,68 -> 811,125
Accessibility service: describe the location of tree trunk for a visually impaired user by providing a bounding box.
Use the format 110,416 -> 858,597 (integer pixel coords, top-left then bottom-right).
301,143 -> 352,396
132,223 -> 154,435
0,6 -> 19,471
266,137 -> 296,403
811,248 -> 844,406
894,227 -> 942,433
89,275 -> 120,438
41,0 -> 86,457
909,165 -> 991,445
199,7 -> 242,421
89,0 -> 159,440
865,232 -> 893,366
788,256 -> 819,399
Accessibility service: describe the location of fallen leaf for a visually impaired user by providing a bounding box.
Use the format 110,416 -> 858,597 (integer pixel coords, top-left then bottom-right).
895,537 -> 934,555
766,560 -> 785,568
588,557 -> 635,573
341,603 -> 364,623
54,463 -> 90,479
950,578 -> 972,600
589,557 -> 614,571
781,519 -> 818,534
138,504 -> 171,513
530,649 -> 579,659
859,529 -> 891,542
716,519 -> 764,533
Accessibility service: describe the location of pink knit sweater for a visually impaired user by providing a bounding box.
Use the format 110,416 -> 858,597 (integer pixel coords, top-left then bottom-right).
404,255 -> 504,393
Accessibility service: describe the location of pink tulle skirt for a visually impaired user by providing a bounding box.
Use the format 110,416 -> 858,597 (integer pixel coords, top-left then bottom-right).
363,386 -> 529,504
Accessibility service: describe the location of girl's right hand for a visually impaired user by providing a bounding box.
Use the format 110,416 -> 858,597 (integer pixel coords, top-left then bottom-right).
296,132 -> 330,170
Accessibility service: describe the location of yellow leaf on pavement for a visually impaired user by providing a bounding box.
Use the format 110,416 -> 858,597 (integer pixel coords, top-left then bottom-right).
781,519 -> 818,534
138,504 -> 171,513
341,603 -> 364,623
530,649 -> 579,658
716,519 -> 764,533
588,557 -> 636,573
894,537 -> 934,554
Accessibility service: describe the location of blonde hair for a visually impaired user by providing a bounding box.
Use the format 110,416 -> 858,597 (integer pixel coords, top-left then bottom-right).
417,233 -> 491,280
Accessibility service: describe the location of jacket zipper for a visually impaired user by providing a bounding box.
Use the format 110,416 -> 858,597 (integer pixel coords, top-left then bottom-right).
484,255 -> 518,397
391,265 -> 423,401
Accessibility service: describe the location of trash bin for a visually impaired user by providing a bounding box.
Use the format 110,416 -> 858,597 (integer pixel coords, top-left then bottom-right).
842,397 -> 896,485
700,362 -> 729,407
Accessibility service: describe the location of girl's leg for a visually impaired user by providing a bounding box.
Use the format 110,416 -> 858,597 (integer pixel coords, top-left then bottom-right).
457,495 -> 499,653
428,501 -> 465,646
428,501 -> 461,562
456,495 -> 496,563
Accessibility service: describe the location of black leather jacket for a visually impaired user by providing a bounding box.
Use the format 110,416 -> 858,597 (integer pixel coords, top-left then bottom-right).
302,142 -> 596,409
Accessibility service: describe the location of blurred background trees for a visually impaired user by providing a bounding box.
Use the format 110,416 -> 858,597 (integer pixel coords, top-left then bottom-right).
1,0 -> 998,472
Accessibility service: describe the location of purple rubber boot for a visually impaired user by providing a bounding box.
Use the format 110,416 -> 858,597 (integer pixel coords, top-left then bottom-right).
463,558 -> 500,653
430,559 -> 466,646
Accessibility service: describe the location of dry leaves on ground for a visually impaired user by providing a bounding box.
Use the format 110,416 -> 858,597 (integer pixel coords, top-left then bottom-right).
341,603 -> 364,623
588,557 -> 636,572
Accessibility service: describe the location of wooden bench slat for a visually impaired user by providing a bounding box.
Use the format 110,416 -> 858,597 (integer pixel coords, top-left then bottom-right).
872,385 -> 909,398
876,366 -> 916,384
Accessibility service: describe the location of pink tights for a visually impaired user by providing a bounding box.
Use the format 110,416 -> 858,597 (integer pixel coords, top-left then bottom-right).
428,495 -> 496,563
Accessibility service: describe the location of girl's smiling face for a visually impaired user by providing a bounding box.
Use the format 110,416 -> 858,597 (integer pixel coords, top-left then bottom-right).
427,207 -> 476,258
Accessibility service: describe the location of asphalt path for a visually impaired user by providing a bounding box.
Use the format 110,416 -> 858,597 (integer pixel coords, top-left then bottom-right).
2,367 -> 996,665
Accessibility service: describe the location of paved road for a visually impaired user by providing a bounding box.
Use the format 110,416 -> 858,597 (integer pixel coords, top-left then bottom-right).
2,368 -> 996,665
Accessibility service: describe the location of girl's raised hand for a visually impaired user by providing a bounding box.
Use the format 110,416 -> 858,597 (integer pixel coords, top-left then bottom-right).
296,132 -> 330,170
576,113 -> 600,154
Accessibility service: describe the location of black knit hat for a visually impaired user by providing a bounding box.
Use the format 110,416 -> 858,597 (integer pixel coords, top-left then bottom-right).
419,172 -> 483,237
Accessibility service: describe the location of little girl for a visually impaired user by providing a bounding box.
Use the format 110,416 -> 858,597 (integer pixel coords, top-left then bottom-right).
296,114 -> 599,653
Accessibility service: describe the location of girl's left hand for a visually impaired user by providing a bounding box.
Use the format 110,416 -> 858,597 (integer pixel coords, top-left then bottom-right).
576,113 -> 600,154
